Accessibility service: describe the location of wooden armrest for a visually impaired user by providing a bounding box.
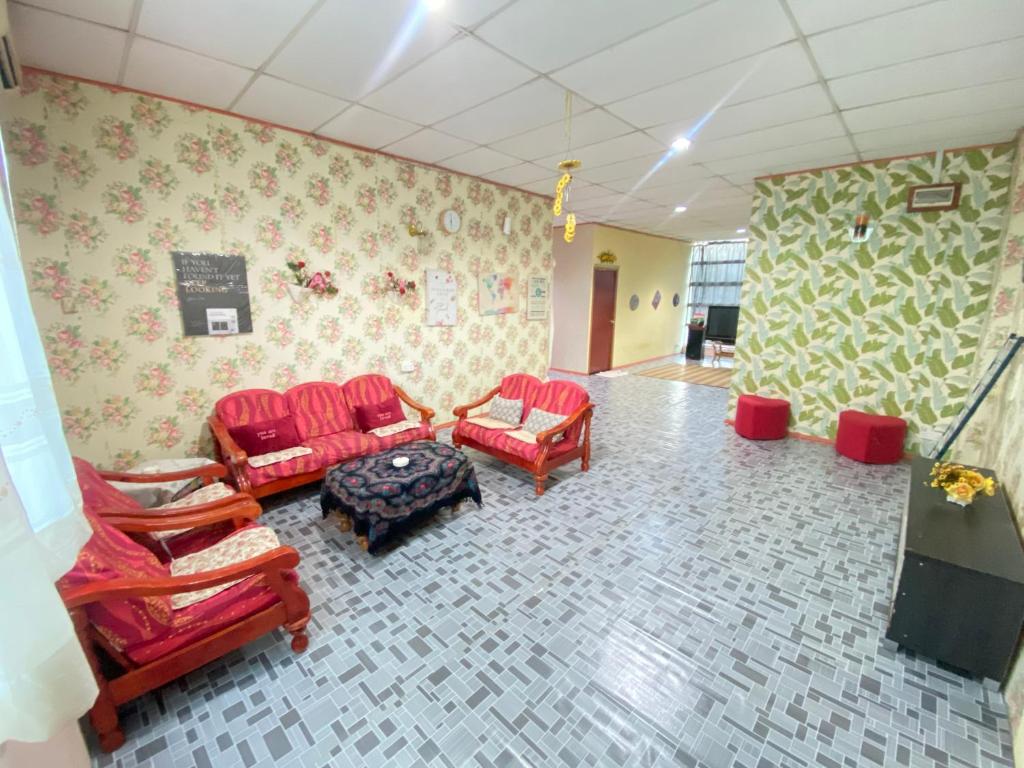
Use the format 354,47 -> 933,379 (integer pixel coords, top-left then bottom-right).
60,546 -> 300,608
452,386 -> 501,418
536,403 -> 594,445
394,386 -> 435,422
207,415 -> 248,466
98,498 -> 262,532
98,463 -> 228,484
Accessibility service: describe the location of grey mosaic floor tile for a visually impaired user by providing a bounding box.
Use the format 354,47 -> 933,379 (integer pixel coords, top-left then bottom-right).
90,366 -> 1013,767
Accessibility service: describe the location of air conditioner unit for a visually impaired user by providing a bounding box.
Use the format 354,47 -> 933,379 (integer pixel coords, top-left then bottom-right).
0,0 -> 22,90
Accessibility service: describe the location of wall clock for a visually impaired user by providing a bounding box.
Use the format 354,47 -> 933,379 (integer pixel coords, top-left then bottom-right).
440,209 -> 461,234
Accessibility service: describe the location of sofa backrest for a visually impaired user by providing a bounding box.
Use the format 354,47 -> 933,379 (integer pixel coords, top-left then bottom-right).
500,374 -> 542,416
341,374 -> 397,409
215,388 -> 290,429
528,380 -> 590,443
59,505 -> 173,651
73,456 -> 142,512
285,381 -> 355,440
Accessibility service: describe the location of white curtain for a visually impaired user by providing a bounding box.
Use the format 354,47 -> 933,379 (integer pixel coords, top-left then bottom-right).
0,134 -> 97,742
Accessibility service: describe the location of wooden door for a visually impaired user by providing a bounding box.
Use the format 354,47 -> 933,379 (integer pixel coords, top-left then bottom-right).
589,269 -> 617,373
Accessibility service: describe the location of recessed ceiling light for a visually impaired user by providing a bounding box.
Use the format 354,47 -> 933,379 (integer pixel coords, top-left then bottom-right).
736,228 -> 746,233
674,205 -> 687,213
671,136 -> 691,152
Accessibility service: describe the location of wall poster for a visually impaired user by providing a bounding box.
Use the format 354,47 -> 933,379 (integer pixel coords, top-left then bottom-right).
172,252 -> 253,337
425,269 -> 457,326
478,272 -> 516,316
527,276 -> 549,321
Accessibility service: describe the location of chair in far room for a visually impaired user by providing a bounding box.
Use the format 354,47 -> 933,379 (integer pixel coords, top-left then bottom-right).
58,505 -> 310,752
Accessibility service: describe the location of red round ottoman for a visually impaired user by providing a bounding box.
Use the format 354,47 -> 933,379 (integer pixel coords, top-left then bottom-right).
734,394 -> 790,440
835,410 -> 906,464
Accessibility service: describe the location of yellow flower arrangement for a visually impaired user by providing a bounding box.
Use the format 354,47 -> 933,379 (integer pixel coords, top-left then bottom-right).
928,462 -> 997,506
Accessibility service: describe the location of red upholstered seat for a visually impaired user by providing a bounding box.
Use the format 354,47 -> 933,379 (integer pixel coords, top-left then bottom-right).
455,419 -> 513,447
285,381 -> 355,440
245,450 -> 323,487
500,373 -> 542,415
374,423 -> 434,450
215,388 -> 291,428
836,409 -> 906,464
527,380 -> 590,444
498,434 -> 579,462
342,373 -> 399,409
734,394 -> 790,440
74,456 -> 144,512
305,430 -> 381,466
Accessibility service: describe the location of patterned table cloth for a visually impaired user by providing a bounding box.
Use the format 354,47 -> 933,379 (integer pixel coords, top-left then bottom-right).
320,442 -> 482,553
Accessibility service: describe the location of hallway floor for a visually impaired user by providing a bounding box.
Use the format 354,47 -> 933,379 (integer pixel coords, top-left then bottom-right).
93,373 -> 1013,768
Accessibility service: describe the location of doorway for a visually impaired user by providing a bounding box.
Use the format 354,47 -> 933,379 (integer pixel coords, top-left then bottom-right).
589,268 -> 617,373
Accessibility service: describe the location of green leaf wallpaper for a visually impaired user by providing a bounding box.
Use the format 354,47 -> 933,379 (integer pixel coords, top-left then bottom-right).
729,143 -> 1016,451
2,73 -> 554,469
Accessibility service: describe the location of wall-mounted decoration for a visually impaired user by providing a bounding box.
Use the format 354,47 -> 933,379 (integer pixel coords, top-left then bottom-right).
651,290 -> 662,310
908,182 -> 962,212
849,213 -> 874,244
629,294 -> 639,311
502,215 -> 512,236
597,250 -> 616,264
379,270 -> 417,303
285,257 -> 337,303
408,223 -> 428,238
527,276 -> 549,321
425,269 -> 457,327
672,293 -> 680,307
440,208 -> 461,234
479,273 -> 516,316
172,252 -> 252,337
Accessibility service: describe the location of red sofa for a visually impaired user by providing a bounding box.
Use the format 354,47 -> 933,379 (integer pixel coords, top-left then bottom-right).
209,375 -> 435,498
452,374 -> 593,495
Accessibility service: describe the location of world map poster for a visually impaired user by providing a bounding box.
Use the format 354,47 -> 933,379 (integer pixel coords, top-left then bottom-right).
478,273 -> 516,316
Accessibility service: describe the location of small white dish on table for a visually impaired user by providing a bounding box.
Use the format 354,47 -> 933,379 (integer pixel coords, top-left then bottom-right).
392,456 -> 409,468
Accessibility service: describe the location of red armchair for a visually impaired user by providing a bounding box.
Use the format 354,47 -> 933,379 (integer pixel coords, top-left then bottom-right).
453,375 -> 593,495
59,505 -> 310,752
73,457 -> 261,559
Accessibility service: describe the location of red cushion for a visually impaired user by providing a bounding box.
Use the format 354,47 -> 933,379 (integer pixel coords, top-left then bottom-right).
58,506 -> 173,651
835,409 -> 906,464
497,434 -> 580,463
734,394 -> 790,440
227,416 -> 299,456
455,420 -> 512,447
500,374 -> 542,415
245,450 -> 324,487
73,457 -> 143,512
342,374 -> 397,408
285,381 -> 355,440
305,431 -> 380,466
215,388 -> 290,429
353,394 -> 405,432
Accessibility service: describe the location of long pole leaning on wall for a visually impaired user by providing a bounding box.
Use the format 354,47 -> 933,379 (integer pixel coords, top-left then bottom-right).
929,333 -> 1023,461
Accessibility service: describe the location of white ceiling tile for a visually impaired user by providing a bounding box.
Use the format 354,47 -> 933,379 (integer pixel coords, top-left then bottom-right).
551,0 -> 795,104
687,115 -> 849,164
853,108 -> 1024,152
701,137 -> 858,176
481,162 -> 554,186
9,4 -> 126,81
829,37 -> 1024,110
860,132 -> 1016,162
441,0 -> 512,28
606,42 -> 817,130
361,37 -> 534,124
646,83 -> 834,146
433,79 -> 590,144
535,132 -> 665,170
381,128 -> 475,163
123,38 -> 253,109
491,109 -> 634,161
440,146 -> 520,176
16,0 -> 134,28
787,0 -> 924,35
808,0 -> 1024,79
232,75 -> 348,132
266,0 -> 458,101
843,78 -> 1024,134
137,0 -> 317,69
475,0 -> 704,73
318,105 -> 421,148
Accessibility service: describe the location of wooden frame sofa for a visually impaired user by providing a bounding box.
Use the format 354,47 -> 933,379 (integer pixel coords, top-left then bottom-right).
452,374 -> 593,495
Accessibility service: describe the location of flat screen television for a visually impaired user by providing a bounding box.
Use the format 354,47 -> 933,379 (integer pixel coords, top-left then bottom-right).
705,305 -> 739,344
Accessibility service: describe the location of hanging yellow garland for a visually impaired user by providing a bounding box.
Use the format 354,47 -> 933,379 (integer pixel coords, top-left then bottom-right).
552,92 -> 581,243
552,172 -> 571,216
564,213 -> 576,243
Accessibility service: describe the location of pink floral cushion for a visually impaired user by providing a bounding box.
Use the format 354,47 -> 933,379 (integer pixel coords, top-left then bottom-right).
285,381 -> 355,440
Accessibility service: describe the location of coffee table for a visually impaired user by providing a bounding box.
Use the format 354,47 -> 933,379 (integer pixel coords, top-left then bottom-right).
320,441 -> 482,553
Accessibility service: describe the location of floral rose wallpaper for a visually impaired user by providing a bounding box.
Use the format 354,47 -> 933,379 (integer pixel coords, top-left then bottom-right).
3,73 -> 554,469
729,144 -> 1015,451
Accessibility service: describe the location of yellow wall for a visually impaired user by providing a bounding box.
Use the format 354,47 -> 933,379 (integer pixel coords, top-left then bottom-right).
590,226 -> 690,368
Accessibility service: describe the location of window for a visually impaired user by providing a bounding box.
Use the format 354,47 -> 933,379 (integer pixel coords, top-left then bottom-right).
685,240 -> 747,317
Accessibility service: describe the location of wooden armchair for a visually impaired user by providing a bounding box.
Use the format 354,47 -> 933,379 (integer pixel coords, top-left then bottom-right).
74,457 -> 261,558
60,506 -> 310,752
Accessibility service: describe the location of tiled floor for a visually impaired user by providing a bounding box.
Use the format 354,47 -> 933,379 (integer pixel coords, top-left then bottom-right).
93,371 -> 1013,768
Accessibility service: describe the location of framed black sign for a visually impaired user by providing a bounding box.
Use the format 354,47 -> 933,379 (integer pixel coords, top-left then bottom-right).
172,252 -> 252,337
